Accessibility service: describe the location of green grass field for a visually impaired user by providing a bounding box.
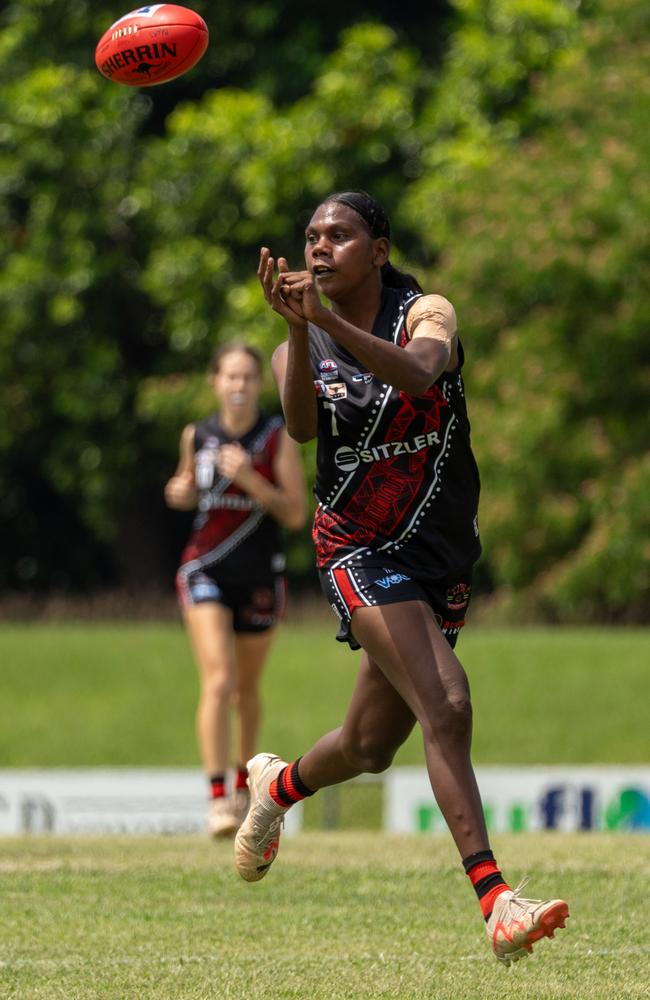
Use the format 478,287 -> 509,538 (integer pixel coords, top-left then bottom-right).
0,623 -> 648,767
1,832 -> 648,999
0,624 -> 648,997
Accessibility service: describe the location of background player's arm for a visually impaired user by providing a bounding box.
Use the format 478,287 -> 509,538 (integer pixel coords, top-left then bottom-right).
271,338 -> 318,443
217,429 -> 307,530
164,424 -> 198,511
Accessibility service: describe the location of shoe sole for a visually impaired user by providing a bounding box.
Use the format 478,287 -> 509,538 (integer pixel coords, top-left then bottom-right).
497,901 -> 570,965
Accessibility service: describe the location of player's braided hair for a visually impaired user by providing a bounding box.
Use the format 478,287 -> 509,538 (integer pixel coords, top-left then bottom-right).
323,190 -> 423,293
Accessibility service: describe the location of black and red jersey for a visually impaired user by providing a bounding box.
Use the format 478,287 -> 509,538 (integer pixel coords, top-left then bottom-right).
178,411 -> 286,581
308,285 -> 481,578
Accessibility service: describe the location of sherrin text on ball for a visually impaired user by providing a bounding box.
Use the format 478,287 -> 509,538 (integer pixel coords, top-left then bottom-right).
95,4 -> 208,86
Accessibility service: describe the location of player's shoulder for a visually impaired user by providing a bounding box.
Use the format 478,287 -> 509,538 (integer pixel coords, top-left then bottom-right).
408,292 -> 456,316
193,412 -> 221,447
405,293 -> 457,337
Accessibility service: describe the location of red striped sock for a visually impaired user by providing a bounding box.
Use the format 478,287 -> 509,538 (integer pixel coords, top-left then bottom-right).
235,765 -> 248,791
209,774 -> 226,799
269,758 -> 315,807
463,850 -> 510,920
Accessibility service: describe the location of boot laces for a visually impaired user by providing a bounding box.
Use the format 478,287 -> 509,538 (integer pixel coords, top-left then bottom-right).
252,809 -> 284,850
507,877 -> 544,912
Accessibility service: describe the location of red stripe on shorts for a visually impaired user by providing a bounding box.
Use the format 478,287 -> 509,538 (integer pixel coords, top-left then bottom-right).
332,568 -> 363,613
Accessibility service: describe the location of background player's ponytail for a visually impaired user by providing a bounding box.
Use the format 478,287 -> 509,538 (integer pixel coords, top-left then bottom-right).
322,190 -> 423,294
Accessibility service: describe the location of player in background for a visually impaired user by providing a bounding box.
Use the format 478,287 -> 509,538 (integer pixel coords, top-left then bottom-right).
165,342 -> 307,837
234,192 -> 569,964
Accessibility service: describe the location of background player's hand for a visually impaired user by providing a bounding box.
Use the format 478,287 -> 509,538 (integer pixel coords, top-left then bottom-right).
164,472 -> 197,510
216,443 -> 254,486
258,247 -> 308,328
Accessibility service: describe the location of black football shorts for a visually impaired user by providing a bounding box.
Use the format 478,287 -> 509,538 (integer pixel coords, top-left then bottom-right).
176,566 -> 287,633
319,558 -> 472,651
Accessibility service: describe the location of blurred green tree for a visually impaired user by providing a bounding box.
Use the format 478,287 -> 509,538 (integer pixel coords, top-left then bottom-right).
0,60 -> 161,590
430,0 -> 650,619
2,0 -> 647,622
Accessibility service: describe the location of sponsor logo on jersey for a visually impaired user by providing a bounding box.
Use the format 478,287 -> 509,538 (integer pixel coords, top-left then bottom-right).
333,430 -> 442,472
314,379 -> 326,396
318,359 -> 339,382
195,448 -> 217,490
198,492 -> 258,512
375,570 -> 412,590
325,382 -> 347,400
352,372 -> 373,384
334,446 -> 361,472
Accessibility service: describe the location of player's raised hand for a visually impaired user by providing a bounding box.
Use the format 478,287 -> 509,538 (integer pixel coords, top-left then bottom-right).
258,248 -> 307,327
278,270 -> 327,325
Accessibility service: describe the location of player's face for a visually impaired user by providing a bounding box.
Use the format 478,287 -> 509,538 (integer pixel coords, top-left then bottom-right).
213,351 -> 262,413
304,203 -> 387,300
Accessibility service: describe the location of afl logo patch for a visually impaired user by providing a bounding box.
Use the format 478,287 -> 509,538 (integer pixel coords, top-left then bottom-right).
319,358 -> 339,382
334,446 -> 360,472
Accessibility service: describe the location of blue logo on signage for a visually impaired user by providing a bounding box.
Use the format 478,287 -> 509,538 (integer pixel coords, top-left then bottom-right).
540,786 -> 650,831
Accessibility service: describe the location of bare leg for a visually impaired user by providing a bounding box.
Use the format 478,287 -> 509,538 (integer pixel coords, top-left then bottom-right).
351,601 -> 489,858
183,603 -> 236,776
234,629 -> 276,765
298,650 -> 417,789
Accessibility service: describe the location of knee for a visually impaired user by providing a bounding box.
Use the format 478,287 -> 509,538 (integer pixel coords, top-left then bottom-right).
340,732 -> 397,774
427,683 -> 473,741
201,669 -> 236,705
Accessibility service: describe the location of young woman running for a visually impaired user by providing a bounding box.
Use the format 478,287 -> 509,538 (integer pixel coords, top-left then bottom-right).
233,192 -> 569,964
165,342 -> 306,837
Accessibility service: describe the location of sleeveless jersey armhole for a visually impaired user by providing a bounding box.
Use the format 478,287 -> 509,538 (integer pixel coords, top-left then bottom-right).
398,292 -> 423,347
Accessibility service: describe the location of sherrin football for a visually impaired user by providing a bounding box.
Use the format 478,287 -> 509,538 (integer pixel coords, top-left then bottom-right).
95,5 -> 209,86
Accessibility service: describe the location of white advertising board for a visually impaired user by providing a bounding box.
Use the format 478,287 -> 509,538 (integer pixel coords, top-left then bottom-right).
384,766 -> 650,834
0,769 -> 303,836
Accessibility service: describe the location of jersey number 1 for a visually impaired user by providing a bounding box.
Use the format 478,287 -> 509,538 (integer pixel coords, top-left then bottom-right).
323,400 -> 339,437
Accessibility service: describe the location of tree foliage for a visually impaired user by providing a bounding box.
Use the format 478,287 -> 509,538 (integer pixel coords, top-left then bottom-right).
431,0 -> 650,619
1,0 -> 647,618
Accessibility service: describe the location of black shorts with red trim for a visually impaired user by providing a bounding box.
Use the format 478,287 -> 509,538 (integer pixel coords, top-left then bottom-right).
176,566 -> 287,633
319,558 -> 472,651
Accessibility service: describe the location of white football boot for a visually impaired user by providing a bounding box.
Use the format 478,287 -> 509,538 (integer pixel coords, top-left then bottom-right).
486,879 -> 569,965
234,753 -> 290,882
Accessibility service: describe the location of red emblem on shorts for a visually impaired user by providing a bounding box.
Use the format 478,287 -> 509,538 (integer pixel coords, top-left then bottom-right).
447,582 -> 471,611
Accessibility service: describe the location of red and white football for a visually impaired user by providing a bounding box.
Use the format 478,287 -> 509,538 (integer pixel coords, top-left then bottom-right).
95,5 -> 209,86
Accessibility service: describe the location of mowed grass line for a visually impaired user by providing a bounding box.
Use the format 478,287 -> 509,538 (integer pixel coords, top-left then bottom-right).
0,832 -> 648,999
0,623 -> 648,766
